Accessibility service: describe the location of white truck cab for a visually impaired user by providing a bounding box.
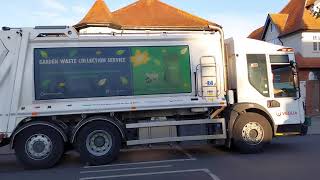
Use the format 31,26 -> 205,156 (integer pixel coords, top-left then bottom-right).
0,26 -> 307,169
226,38 -> 305,136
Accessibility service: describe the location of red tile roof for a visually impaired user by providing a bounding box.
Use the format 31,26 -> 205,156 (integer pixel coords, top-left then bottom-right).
112,0 -> 218,29
75,0 -> 220,31
249,0 -> 320,39
74,0 -> 120,30
269,14 -> 288,32
248,26 -> 264,40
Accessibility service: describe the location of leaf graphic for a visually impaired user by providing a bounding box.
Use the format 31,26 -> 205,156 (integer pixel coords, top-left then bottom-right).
40,51 -> 48,58
41,80 -> 51,88
116,50 -> 125,55
120,76 -> 129,85
154,59 -> 161,66
98,79 -> 107,86
96,51 -> 102,56
69,49 -> 78,58
180,48 -> 188,55
58,82 -> 65,87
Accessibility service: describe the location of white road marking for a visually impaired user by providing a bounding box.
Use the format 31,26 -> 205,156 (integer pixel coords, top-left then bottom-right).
203,169 -> 222,180
83,158 -> 196,169
80,169 -> 221,180
80,165 -> 172,174
174,145 -> 194,159
120,145 -> 176,152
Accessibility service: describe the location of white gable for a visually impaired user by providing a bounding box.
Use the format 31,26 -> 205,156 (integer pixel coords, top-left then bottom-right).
263,21 -> 282,45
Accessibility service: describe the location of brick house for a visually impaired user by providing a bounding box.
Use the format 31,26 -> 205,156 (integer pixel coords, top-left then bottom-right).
74,0 -> 219,33
249,0 -> 320,116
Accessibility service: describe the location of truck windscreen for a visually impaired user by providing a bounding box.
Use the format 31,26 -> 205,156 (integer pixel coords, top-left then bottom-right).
34,46 -> 192,100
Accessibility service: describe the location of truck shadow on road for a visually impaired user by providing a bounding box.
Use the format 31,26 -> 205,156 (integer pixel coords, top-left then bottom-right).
0,138 -> 307,173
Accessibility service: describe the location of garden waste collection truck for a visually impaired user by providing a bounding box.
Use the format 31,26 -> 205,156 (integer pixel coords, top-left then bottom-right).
0,25 -> 308,169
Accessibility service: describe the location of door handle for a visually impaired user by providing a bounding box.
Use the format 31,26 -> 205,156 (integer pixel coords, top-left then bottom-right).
267,100 -> 281,108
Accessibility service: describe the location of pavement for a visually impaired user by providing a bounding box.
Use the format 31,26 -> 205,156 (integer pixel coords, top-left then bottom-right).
309,116 -> 320,135
0,136 -> 320,180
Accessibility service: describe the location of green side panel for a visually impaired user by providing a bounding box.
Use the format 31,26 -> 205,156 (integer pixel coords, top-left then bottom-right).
130,46 -> 192,95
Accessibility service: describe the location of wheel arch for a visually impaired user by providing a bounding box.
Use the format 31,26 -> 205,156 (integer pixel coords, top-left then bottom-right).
71,116 -> 126,144
228,103 -> 275,139
10,120 -> 68,149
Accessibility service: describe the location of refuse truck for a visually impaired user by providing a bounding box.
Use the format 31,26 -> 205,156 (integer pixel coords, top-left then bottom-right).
0,25 -> 308,169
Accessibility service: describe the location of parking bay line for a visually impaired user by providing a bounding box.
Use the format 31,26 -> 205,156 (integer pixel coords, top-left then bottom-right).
80,165 -> 172,174
174,144 -> 194,159
80,169 -> 221,180
83,158 -> 196,169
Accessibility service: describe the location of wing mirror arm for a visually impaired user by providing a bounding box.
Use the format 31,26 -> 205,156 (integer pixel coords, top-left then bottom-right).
290,61 -> 301,100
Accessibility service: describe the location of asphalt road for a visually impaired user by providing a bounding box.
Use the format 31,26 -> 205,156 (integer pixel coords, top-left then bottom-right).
0,135 -> 319,180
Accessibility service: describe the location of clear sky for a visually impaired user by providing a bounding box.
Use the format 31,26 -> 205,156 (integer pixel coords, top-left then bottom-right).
1,0 -> 289,37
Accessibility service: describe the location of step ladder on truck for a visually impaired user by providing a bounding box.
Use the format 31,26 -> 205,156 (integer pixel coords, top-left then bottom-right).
0,25 -> 308,169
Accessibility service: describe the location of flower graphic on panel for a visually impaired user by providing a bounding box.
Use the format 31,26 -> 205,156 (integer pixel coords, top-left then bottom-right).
131,50 -> 150,67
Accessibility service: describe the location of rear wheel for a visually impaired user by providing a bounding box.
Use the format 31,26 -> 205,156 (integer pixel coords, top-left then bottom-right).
14,126 -> 65,169
232,113 -> 272,153
76,121 -> 121,166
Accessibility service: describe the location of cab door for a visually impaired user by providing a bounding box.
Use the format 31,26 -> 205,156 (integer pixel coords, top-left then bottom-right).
266,54 -> 304,125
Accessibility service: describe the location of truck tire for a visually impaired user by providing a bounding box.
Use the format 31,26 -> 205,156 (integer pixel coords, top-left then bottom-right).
14,126 -> 64,169
76,121 -> 121,166
232,112 -> 272,153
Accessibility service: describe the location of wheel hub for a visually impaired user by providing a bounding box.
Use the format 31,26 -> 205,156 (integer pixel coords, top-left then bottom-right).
249,129 -> 259,139
33,141 -> 46,153
25,134 -> 52,160
86,130 -> 112,156
242,122 -> 264,145
94,136 -> 106,147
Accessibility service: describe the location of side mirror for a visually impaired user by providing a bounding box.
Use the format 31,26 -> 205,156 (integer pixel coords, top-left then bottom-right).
290,61 -> 301,99
290,61 -> 297,69
293,72 -> 299,89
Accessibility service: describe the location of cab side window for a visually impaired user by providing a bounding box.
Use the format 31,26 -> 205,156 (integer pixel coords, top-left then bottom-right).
270,55 -> 297,98
247,54 -> 270,97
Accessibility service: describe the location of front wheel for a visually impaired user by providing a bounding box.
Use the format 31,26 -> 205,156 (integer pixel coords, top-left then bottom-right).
76,121 -> 121,166
232,113 -> 272,153
14,126 -> 65,169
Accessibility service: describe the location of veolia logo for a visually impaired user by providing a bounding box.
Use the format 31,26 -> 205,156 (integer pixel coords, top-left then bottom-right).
276,111 -> 298,117
309,0 -> 320,18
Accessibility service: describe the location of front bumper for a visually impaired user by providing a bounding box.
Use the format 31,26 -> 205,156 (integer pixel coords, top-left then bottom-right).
275,122 -> 309,136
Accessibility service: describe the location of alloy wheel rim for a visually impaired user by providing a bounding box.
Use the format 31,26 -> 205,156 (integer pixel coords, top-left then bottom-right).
85,130 -> 112,156
241,122 -> 264,145
25,134 -> 53,160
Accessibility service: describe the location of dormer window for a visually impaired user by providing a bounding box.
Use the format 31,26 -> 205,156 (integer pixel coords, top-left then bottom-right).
308,0 -> 320,18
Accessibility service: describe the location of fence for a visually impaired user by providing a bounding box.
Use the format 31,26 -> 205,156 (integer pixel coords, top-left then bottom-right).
305,80 -> 320,116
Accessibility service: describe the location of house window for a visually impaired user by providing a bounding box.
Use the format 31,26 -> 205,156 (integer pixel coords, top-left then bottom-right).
313,42 -> 320,51
314,42 -> 318,51
270,24 -> 273,32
